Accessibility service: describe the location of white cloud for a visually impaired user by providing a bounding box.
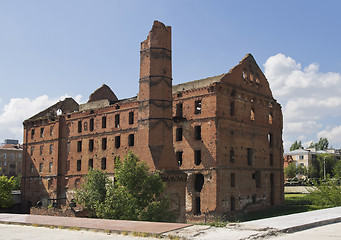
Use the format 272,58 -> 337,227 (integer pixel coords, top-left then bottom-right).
264,53 -> 341,151
0,95 -> 82,144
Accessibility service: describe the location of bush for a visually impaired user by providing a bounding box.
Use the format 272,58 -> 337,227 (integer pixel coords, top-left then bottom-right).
308,178 -> 341,208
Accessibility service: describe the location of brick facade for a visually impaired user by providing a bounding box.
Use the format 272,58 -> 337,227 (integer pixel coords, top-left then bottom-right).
22,21 -> 283,222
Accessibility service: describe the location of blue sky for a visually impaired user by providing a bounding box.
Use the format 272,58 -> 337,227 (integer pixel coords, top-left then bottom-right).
1,1 -> 341,151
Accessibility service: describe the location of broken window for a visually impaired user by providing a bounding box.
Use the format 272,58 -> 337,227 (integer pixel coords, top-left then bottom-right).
78,121 -> 82,133
195,197 -> 201,215
30,146 -> 34,156
194,126 -> 201,140
128,134 -> 134,146
31,129 -> 35,139
253,170 -> 261,188
230,101 -> 235,116
101,157 -> 106,170
102,137 -> 107,150
40,128 -> 44,138
194,173 -> 204,192
194,150 -> 201,165
77,141 -> 82,152
102,116 -> 107,128
40,145 -> 43,155
176,103 -> 183,117
176,151 -> 183,166
67,142 -> 70,154
88,159 -> 93,169
269,112 -> 273,124
250,107 -> 255,121
49,144 -> 53,154
84,122 -> 88,131
252,195 -> 257,204
194,100 -> 202,114
230,196 -> 235,211
231,173 -> 235,187
176,127 -> 183,141
30,164 -> 34,173
115,136 -> 121,149
39,163 -> 43,172
50,126 -> 54,136
115,114 -> 120,128
247,148 -> 253,166
90,118 -> 94,131
268,133 -> 273,148
129,112 -> 134,125
89,139 -> 94,152
77,160 -> 81,171
270,153 -> 273,166
230,148 -> 235,163
49,162 -> 52,173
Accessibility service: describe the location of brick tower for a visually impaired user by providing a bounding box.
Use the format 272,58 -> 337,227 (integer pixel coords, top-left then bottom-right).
137,21 -> 177,170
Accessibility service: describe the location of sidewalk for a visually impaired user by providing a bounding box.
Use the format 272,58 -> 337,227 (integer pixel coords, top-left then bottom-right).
0,213 -> 191,235
1,207 -> 341,239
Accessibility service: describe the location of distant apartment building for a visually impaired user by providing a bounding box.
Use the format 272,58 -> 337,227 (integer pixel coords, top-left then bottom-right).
0,139 -> 22,177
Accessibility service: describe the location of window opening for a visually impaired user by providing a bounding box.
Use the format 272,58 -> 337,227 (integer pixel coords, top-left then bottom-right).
176,103 -> 183,117
176,127 -> 183,141
270,153 -> 273,166
77,141 -> 82,152
128,134 -> 134,146
176,151 -> 183,166
268,133 -> 273,148
129,112 -> 134,125
49,144 -> 53,154
195,100 -> 202,114
40,128 -> 44,138
78,121 -> 82,133
194,173 -> 204,192
102,116 -> 107,128
102,138 -> 107,150
90,118 -> 94,131
230,101 -> 235,116
31,129 -> 35,139
250,107 -> 255,121
194,126 -> 201,140
50,126 -> 54,136
88,159 -> 93,169
230,196 -> 235,211
194,150 -> 201,165
230,148 -> 235,163
247,148 -> 253,166
269,112 -> 273,124
115,114 -> 120,128
40,145 -> 43,155
195,197 -> 201,215
231,173 -> 235,187
39,163 -> 43,172
49,162 -> 52,173
77,160 -> 81,171
115,136 -> 121,149
101,157 -> 106,170
89,139 -> 94,152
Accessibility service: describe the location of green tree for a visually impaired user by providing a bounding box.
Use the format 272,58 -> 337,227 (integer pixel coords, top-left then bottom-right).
76,152 -> 174,222
284,162 -> 297,178
12,174 -> 21,190
75,168 -> 109,217
317,154 -> 335,178
290,140 -> 302,151
333,160 -> 341,178
0,175 -> 15,208
309,137 -> 329,151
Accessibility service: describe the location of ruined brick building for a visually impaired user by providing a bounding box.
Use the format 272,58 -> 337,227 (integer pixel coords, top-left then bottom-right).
22,21 -> 283,221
